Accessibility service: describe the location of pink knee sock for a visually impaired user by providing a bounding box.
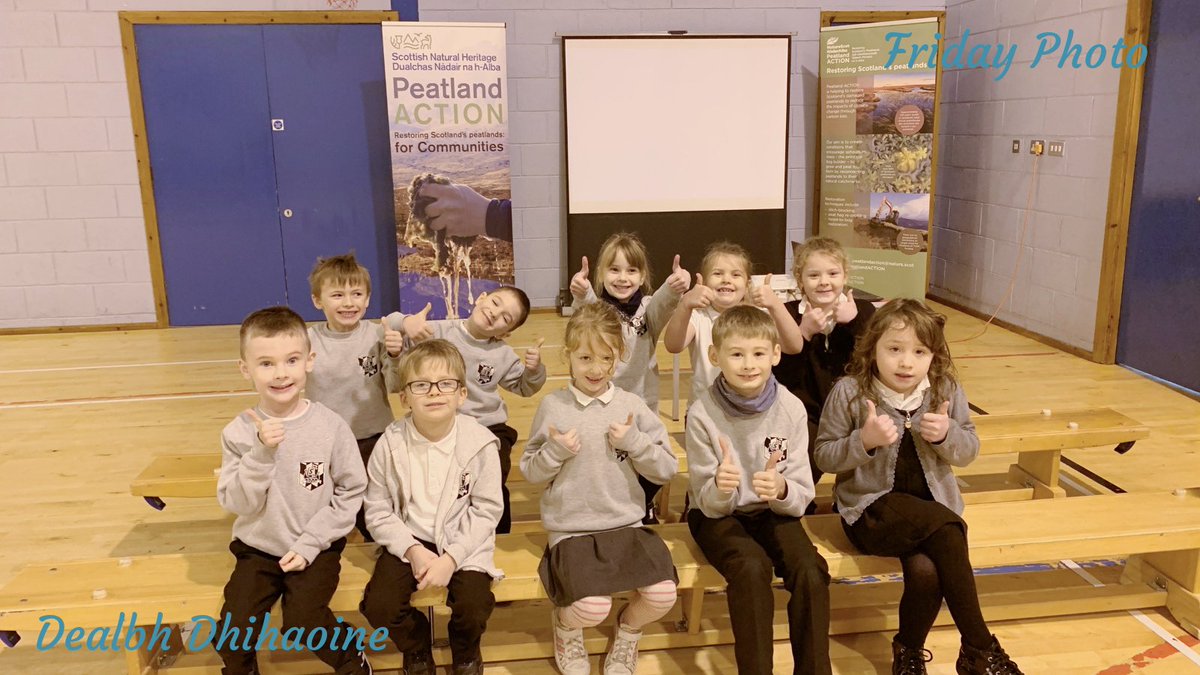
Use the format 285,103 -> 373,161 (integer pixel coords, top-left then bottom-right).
557,596 -> 613,630
617,580 -> 677,629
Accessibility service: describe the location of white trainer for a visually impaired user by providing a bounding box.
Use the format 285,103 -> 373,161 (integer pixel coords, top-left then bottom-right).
553,609 -> 591,674
602,622 -> 642,675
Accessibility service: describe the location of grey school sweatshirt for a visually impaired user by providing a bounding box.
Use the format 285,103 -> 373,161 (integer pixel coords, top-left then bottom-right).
217,401 -> 367,564
364,413 -> 505,579
573,279 -> 680,411
306,321 -> 399,439
813,378 -> 979,525
685,382 -> 815,519
386,316 -> 547,428
520,386 -> 678,546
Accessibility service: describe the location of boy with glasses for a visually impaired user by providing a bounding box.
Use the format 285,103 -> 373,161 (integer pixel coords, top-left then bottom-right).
359,340 -> 504,675
389,286 -> 546,534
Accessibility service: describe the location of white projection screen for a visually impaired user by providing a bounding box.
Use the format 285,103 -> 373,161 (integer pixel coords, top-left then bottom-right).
563,35 -> 791,276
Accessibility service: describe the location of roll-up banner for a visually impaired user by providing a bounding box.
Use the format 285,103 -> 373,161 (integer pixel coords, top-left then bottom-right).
818,18 -> 938,301
382,21 -> 512,318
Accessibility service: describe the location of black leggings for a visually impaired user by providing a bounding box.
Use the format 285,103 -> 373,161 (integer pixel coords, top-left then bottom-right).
896,523 -> 992,650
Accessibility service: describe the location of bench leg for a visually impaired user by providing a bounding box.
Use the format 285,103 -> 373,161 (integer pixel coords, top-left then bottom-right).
124,641 -> 156,675
1007,450 -> 1066,499
670,353 -> 681,422
654,482 -> 674,524
1125,552 -> 1200,638
678,588 -> 704,635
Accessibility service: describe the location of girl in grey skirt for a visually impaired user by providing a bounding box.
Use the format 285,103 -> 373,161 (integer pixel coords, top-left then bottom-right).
521,302 -> 679,675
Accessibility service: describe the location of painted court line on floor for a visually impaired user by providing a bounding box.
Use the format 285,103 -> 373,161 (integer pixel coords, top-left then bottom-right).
0,390 -> 255,410
0,359 -> 235,374
1063,559 -> 1200,668
955,351 -> 1058,360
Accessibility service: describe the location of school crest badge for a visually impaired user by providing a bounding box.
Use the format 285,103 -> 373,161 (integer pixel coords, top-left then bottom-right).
763,436 -> 788,463
359,354 -> 380,378
457,471 -> 471,498
299,462 -> 326,491
627,314 -> 648,337
477,363 -> 495,385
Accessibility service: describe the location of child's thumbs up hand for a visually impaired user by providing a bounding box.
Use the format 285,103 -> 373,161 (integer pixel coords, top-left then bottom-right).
800,304 -> 831,340
548,425 -> 581,455
570,256 -> 591,300
752,273 -> 781,309
833,289 -> 858,324
403,302 -> 434,341
682,273 -> 715,310
666,254 -> 691,295
715,436 -> 742,495
752,449 -> 786,501
383,316 -> 405,357
524,337 -> 545,372
247,409 -> 284,449
918,400 -> 952,444
607,412 -> 637,449
860,400 -> 899,451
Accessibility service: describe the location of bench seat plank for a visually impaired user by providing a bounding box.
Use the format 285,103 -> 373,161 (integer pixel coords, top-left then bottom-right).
132,406 -> 1146,502
6,490 -> 1199,635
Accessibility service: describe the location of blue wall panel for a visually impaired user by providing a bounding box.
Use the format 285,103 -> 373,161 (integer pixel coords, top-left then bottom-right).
137,25 -> 287,326
1117,0 -> 1200,393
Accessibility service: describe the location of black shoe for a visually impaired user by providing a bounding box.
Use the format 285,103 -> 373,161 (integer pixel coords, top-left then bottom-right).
956,635 -> 1023,675
452,658 -> 484,674
403,649 -> 436,675
892,637 -> 932,675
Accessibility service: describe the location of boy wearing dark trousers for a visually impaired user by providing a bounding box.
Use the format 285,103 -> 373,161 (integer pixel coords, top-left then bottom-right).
306,253 -> 404,540
216,306 -> 371,675
359,340 -> 504,675
388,286 -> 545,534
684,306 -> 832,675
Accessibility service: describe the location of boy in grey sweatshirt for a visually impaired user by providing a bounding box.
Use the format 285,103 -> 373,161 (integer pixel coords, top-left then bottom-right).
359,340 -> 503,675
387,285 -> 546,534
216,306 -> 370,675
684,306 -> 831,675
307,254 -> 404,539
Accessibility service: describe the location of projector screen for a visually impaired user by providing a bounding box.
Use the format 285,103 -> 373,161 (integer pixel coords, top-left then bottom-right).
564,36 -> 790,214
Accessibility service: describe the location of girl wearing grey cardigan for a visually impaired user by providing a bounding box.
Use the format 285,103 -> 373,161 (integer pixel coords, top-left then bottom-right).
813,298 -> 1023,675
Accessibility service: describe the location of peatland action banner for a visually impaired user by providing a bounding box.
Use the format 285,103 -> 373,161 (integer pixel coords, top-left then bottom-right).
382,22 -> 512,318
818,18 -> 938,301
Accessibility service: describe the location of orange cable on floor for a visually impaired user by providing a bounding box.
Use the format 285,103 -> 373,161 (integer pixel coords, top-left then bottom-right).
951,155 -> 1041,343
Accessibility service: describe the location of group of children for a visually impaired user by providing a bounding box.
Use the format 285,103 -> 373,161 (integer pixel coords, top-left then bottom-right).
215,234 -> 1024,675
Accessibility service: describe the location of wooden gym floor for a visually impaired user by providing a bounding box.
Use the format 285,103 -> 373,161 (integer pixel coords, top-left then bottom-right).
2,302 -> 1199,673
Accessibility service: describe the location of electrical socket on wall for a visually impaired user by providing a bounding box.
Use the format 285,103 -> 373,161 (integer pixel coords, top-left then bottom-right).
1012,139 -> 1021,153
1030,139 -> 1045,156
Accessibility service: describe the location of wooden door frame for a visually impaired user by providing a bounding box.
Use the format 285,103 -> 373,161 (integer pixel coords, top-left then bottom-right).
118,10 -> 397,328
1092,0 -> 1152,363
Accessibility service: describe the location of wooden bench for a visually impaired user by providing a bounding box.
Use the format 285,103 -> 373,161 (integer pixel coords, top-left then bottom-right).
5,490 -> 1199,673
131,407 -> 1147,513
130,434 -> 691,511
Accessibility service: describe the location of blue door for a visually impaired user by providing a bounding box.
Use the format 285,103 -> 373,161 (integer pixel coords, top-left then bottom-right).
1117,0 -> 1200,393
137,25 -> 287,325
137,23 -> 398,326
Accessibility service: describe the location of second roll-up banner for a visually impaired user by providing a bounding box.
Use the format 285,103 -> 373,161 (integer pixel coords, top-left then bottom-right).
819,17 -> 940,301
